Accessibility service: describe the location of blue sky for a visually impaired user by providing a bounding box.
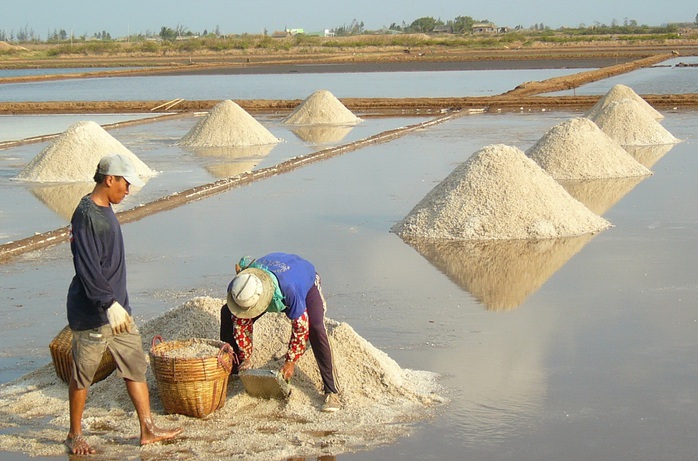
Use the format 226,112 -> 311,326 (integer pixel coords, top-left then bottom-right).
2,1 -> 695,38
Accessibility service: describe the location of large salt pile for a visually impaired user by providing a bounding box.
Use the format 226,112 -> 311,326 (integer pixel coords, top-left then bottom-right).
179,99 -> 281,147
588,99 -> 680,146
526,117 -> 651,179
282,89 -> 362,125
16,121 -> 155,183
586,83 -> 664,120
391,144 -> 612,240
0,297 -> 442,460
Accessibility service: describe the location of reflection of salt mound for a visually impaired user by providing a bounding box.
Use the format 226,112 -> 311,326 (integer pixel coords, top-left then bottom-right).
526,117 -> 651,179
586,84 -> 663,120
292,125 -> 353,144
282,90 -> 362,125
403,235 -> 593,310
623,144 -> 675,169
16,121 -> 155,183
193,144 -> 275,179
392,144 -> 612,240
589,99 -> 680,146
0,297 -> 442,459
30,183 -> 95,221
205,162 -> 259,179
179,100 -> 281,147
559,177 -> 646,216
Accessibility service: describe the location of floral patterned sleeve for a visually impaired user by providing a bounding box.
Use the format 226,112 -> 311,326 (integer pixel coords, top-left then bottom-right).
286,311 -> 309,363
233,317 -> 254,362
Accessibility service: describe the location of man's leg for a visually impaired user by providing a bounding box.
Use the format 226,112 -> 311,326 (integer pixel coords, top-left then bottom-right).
65,378 -> 96,455
306,280 -> 339,394
124,379 -> 182,445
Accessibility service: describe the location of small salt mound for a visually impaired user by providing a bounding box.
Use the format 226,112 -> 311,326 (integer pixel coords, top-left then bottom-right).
179,99 -> 281,147
526,117 -> 651,179
16,121 -> 155,183
392,144 -> 612,240
589,99 -> 680,146
282,89 -> 362,125
586,84 -> 663,120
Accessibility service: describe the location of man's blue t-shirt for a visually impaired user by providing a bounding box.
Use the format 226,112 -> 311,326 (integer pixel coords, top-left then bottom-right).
66,195 -> 130,330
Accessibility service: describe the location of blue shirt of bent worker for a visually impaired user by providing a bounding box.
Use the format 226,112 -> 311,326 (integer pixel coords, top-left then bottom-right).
256,252 -> 316,320
66,195 -> 130,330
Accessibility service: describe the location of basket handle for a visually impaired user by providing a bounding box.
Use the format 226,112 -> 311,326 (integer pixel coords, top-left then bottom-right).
151,335 -> 165,349
217,342 -> 238,373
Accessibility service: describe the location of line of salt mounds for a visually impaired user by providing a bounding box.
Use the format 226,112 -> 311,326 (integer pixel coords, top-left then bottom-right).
526,117 -> 651,179
589,99 -> 680,146
179,99 -> 281,147
16,121 -> 155,183
392,144 -> 612,240
282,89 -> 362,125
586,84 -> 664,120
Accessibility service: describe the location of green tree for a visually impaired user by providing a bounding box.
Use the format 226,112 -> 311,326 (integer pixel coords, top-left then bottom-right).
159,26 -> 176,41
452,15 -> 474,33
409,17 -> 439,33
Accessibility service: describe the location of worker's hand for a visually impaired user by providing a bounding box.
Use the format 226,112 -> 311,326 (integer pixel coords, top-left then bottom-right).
280,361 -> 295,382
237,359 -> 253,373
106,301 -> 134,335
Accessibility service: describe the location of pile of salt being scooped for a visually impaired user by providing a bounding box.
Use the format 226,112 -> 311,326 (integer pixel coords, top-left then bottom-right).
16,121 -> 155,183
526,117 -> 652,180
283,89 -> 362,125
0,297 -> 442,460
178,99 -> 281,147
392,144 -> 611,240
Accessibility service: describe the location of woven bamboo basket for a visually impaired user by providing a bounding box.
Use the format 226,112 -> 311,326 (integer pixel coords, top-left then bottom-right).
149,336 -> 237,418
48,325 -> 116,384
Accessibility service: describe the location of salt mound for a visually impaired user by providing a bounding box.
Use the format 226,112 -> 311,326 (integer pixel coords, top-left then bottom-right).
526,117 -> 651,179
0,297 -> 442,460
589,99 -> 680,146
179,99 -> 281,147
586,84 -> 663,120
282,90 -> 362,125
392,144 -> 612,240
16,121 -> 155,183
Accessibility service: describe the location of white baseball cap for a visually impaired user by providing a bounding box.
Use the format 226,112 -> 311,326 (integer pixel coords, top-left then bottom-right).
97,153 -> 145,188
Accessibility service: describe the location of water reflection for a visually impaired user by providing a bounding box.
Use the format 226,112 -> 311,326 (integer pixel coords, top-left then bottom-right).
291,125 -> 354,144
30,182 -> 94,221
189,144 -> 276,179
624,144 -> 676,169
30,181 -> 149,220
559,176 -> 647,216
401,235 -> 595,310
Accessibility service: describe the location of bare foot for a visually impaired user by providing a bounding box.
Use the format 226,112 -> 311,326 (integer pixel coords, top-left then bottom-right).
140,417 -> 183,446
64,434 -> 96,455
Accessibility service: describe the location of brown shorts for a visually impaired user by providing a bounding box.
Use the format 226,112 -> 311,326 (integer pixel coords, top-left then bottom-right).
71,324 -> 147,389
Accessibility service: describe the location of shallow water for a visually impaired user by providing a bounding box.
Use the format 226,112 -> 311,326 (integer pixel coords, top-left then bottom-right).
0,68 -> 589,101
1,108 -> 697,460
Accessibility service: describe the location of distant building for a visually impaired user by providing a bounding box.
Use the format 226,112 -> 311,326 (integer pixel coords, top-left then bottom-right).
472,22 -> 496,34
432,25 -> 453,34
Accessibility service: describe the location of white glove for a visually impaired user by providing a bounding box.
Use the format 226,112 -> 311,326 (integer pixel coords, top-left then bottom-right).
106,301 -> 134,335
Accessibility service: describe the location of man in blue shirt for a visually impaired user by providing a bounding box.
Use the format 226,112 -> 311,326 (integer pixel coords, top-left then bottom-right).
65,153 -> 182,455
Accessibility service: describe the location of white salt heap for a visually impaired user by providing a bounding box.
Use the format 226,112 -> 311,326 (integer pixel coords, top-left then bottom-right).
586,83 -> 664,120
16,121 -> 155,183
0,297 -> 442,460
179,99 -> 281,147
526,117 -> 651,179
392,144 -> 612,240
283,89 -> 362,125
588,99 -> 680,146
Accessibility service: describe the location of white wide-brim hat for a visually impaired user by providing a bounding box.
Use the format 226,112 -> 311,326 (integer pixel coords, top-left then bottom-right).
227,267 -> 274,319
